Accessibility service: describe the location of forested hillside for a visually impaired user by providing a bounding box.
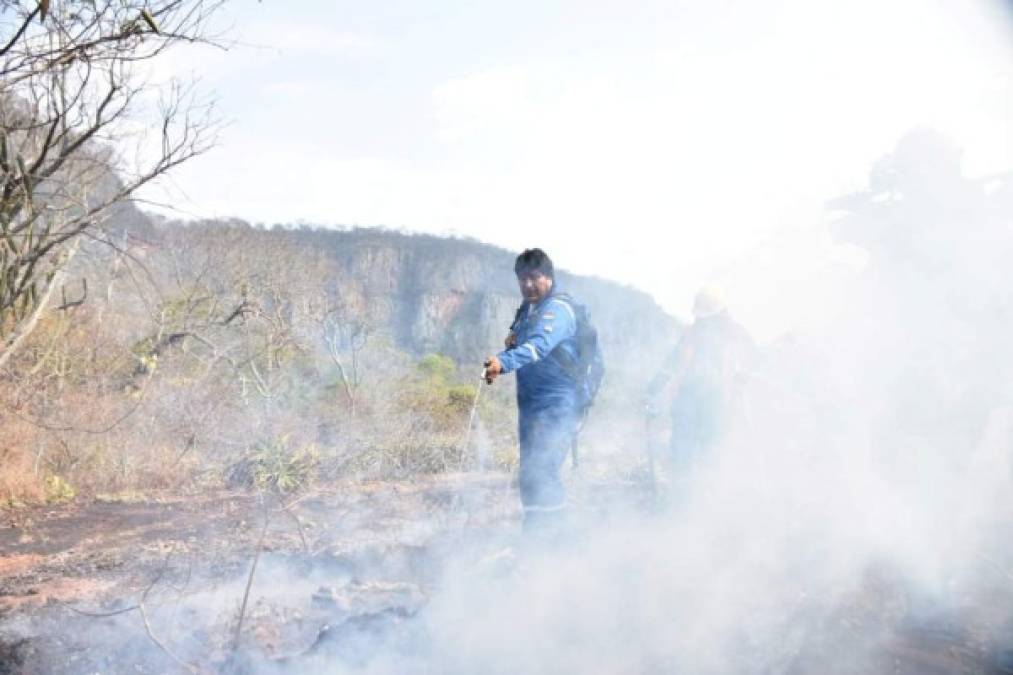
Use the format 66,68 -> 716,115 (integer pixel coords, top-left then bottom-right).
0,212 -> 679,503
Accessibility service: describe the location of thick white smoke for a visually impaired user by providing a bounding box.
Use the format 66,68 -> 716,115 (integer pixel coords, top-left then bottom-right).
282,129 -> 1013,674
9,131 -> 1010,675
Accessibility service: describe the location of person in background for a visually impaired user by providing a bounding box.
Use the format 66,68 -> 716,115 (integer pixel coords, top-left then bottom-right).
648,285 -> 756,478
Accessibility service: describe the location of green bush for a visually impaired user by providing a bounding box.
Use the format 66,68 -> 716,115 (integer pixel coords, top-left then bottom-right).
417,353 -> 456,383
447,383 -> 478,413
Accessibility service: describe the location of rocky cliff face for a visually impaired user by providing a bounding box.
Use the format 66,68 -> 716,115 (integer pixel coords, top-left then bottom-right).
115,217 -> 680,376
284,227 -> 680,369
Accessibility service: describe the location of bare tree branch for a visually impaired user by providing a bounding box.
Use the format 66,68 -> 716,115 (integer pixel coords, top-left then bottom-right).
232,505 -> 271,652
0,0 -> 228,366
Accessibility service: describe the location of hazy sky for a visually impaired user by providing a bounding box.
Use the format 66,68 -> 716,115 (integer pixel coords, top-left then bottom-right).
142,0 -> 1013,339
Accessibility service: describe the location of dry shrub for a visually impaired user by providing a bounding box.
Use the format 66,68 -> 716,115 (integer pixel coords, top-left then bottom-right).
225,436 -> 320,494
0,420 -> 46,505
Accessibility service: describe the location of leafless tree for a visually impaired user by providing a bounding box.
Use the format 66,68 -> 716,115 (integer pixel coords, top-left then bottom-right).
0,0 -> 228,369
304,290 -> 374,418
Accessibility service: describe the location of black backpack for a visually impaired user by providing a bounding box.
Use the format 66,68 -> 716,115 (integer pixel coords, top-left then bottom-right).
512,292 -> 605,411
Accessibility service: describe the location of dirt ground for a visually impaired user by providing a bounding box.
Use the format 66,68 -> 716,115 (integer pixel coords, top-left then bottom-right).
0,474 -> 518,673
2,475 -> 1013,674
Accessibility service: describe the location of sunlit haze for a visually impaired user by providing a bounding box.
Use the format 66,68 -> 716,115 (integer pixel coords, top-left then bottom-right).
144,0 -> 1013,339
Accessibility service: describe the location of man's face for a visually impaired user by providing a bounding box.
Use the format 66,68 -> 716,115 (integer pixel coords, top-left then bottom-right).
517,270 -> 553,304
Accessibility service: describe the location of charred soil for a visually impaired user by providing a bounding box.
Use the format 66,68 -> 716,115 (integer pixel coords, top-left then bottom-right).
1,476 -> 1012,674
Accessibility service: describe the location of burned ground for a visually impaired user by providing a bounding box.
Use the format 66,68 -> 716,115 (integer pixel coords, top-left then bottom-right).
1,475 -> 1012,674
0,476 -> 516,673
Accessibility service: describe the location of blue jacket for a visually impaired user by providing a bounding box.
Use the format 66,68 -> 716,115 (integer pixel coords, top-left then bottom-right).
497,289 -> 580,412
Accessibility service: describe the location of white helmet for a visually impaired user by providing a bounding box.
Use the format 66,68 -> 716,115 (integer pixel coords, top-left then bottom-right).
692,285 -> 727,319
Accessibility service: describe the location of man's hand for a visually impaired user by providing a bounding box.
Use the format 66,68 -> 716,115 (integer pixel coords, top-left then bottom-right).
484,356 -> 502,384
504,331 -> 517,349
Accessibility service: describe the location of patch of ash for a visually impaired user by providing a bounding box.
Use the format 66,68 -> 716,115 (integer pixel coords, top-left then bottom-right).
0,477 -> 518,673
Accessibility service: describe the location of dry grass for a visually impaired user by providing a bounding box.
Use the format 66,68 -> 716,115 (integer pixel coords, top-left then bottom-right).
0,422 -> 47,505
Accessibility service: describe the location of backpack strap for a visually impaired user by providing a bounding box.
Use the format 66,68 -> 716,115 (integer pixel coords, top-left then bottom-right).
547,292 -> 578,323
510,302 -> 527,332
543,292 -> 585,380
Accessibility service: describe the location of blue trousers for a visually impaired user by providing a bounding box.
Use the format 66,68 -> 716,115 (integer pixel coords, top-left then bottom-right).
518,403 -> 579,519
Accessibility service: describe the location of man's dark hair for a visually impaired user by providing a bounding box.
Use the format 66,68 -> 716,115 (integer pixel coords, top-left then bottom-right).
514,248 -> 554,279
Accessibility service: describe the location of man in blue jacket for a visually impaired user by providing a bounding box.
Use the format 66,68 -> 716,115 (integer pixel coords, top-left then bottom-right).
483,249 -> 582,536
